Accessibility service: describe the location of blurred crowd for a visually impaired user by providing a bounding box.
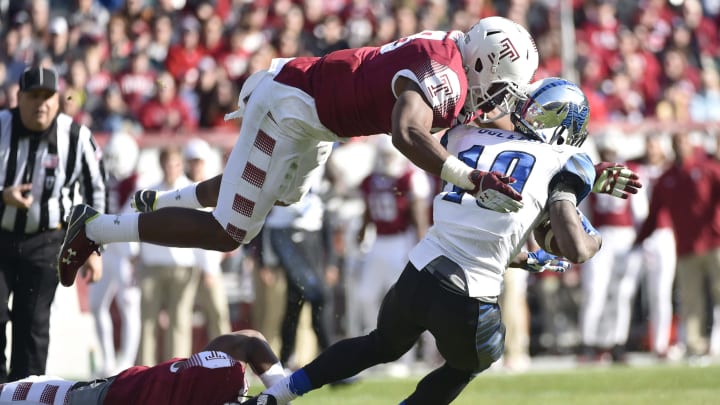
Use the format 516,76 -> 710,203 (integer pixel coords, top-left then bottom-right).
0,0 -> 719,136
3,0 -> 720,376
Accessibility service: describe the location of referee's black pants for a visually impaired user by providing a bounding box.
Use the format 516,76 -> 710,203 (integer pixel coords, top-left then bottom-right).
0,229 -> 63,382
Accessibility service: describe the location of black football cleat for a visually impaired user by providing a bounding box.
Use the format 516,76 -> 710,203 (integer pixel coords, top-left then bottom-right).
243,394 -> 278,405
57,204 -> 101,286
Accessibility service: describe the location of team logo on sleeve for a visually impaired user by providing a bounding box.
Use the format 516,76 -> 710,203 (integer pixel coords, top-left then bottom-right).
428,74 -> 452,98
416,62 -> 462,118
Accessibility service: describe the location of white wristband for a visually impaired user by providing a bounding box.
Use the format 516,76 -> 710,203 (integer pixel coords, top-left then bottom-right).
259,362 -> 287,388
548,182 -> 577,206
155,184 -> 202,210
441,155 -> 475,190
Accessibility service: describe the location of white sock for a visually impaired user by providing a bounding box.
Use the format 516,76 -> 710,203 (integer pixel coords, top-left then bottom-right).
259,362 -> 287,389
263,375 -> 298,404
86,213 -> 140,244
155,184 -> 201,210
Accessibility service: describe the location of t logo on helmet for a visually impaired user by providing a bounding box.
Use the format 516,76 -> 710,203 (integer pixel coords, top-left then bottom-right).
499,38 -> 520,62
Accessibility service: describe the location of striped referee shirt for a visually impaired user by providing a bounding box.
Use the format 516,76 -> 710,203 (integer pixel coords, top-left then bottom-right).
0,108 -> 106,234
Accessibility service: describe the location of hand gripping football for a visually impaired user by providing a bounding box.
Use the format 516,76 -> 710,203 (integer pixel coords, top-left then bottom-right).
533,220 -> 561,256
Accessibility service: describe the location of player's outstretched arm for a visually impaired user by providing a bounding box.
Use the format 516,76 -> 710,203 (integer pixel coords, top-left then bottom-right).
593,162 -> 642,199
204,329 -> 287,389
390,77 -> 522,212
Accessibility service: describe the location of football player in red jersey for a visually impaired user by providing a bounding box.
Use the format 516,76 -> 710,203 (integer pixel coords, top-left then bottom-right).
57,16 -> 539,284
57,16 -> 640,289
0,329 -> 287,405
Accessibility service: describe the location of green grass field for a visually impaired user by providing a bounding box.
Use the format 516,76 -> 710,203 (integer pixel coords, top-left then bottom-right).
264,364 -> 720,405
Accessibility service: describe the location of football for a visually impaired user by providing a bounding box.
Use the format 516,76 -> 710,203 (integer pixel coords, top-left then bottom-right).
533,220 -> 562,256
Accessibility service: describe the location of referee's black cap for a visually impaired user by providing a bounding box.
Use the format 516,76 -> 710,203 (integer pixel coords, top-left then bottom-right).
19,67 -> 59,93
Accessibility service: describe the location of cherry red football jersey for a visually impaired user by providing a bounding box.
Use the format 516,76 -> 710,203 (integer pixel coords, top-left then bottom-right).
360,170 -> 415,235
274,31 -> 469,138
105,351 -> 247,405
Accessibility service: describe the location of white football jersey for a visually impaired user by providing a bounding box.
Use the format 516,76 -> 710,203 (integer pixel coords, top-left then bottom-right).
409,126 -> 595,298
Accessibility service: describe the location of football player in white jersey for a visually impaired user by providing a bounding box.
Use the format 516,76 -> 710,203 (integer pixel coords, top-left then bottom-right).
245,77 -> 604,405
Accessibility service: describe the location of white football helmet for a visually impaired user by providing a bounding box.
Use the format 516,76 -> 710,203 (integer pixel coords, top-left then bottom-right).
511,77 -> 591,147
103,132 -> 140,180
457,17 -> 539,122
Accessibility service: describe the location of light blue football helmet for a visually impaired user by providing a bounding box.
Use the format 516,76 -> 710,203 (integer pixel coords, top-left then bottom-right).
511,77 -> 590,147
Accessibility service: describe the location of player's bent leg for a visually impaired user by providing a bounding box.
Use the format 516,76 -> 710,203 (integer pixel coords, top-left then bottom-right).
138,208 -> 239,251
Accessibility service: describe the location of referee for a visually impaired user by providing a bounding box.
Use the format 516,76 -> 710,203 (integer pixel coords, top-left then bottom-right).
0,67 -> 106,382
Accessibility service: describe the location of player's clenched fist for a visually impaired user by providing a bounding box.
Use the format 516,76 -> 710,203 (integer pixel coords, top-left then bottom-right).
593,162 -> 642,199
469,170 -> 524,213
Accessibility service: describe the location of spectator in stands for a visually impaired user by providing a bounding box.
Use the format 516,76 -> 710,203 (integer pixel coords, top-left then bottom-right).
0,83 -> 19,109
202,13 -> 227,59
128,18 -> 152,55
47,16 -> 70,77
64,58 -> 90,110
237,3 -> 270,57
308,15 -> 350,56
635,131 -> 720,363
603,70 -> 646,122
369,14 -> 398,46
220,26 -> 252,81
301,0 -> 326,35
681,0 -> 719,62
61,87 -> 92,128
70,0 -> 110,34
394,5 -> 419,39
612,28 -> 662,111
166,15 -> 206,82
1,24 -> 27,85
81,33 -> 113,107
146,13 -> 173,71
29,0 -> 51,41
690,64 -> 720,122
10,11 -> 38,70
138,70 -> 197,132
119,0 -> 150,23
660,47 -> 701,93
93,83 -> 134,134
117,49 -> 156,116
575,0 -> 619,75
106,13 -> 133,74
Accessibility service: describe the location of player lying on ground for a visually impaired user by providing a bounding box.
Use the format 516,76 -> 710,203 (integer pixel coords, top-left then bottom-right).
243,77 -> 606,405
0,329 -> 288,405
